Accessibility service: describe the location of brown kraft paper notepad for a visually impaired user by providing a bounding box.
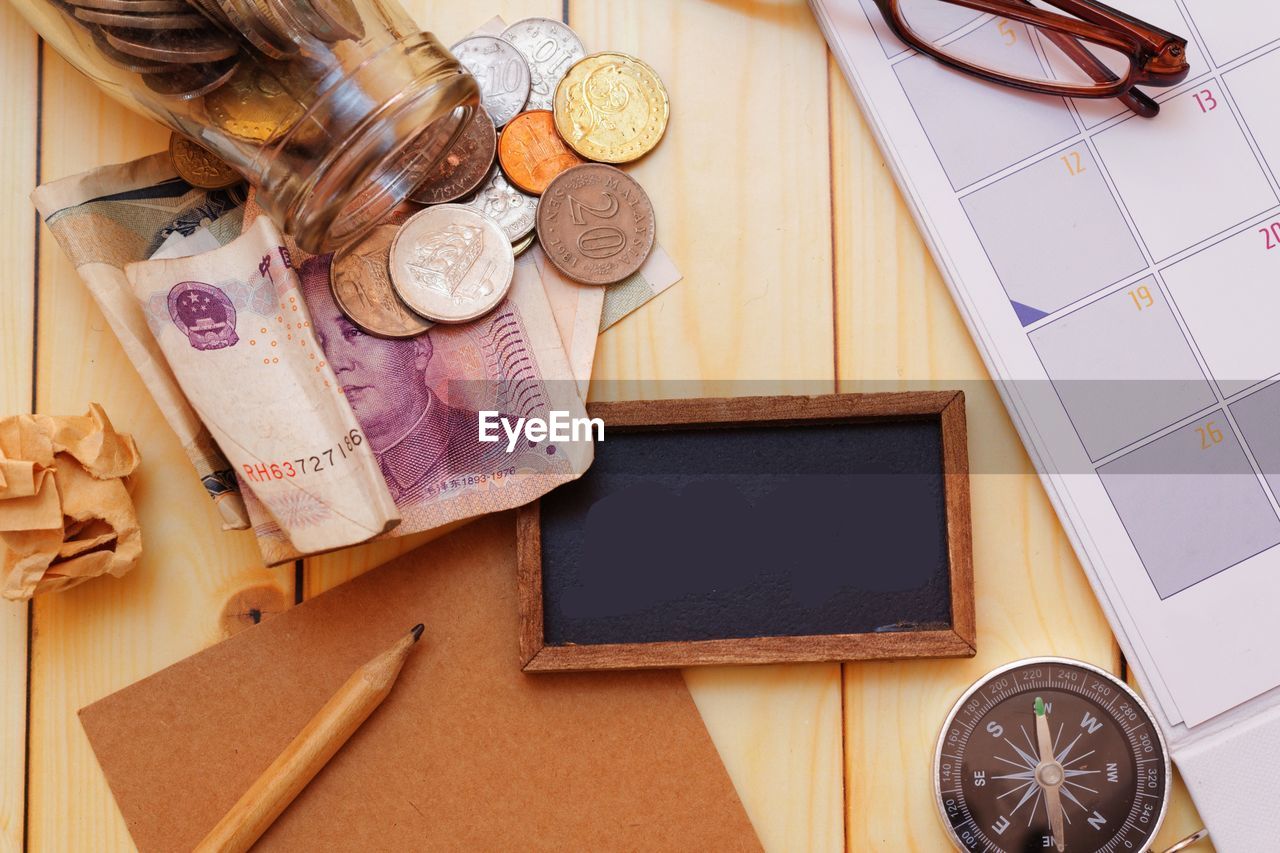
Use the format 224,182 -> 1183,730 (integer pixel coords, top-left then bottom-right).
79,513 -> 762,851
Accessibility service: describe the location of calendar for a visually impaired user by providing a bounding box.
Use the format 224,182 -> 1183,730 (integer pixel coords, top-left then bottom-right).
815,0 -> 1280,730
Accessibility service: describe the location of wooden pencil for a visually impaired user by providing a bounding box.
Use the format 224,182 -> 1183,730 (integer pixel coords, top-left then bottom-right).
194,623 -> 425,853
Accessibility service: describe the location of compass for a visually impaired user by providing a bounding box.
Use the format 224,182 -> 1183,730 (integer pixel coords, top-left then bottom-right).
934,658 -> 1170,853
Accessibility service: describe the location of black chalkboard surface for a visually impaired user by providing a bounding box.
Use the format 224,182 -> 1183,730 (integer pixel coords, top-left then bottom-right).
517,393 -> 974,671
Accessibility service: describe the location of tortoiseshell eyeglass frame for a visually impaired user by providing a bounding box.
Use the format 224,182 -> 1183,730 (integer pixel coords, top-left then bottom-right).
872,0 -> 1190,117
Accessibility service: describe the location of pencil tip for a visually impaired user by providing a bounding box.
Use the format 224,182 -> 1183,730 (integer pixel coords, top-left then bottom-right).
411,623 -> 424,643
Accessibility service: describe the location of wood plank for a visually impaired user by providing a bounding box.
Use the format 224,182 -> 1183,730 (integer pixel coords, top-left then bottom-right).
824,53 -> 1209,848
569,3 -> 843,850
26,49 -> 289,853
0,4 -> 39,850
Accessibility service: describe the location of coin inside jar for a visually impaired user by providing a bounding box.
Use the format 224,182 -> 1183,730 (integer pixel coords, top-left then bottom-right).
389,204 -> 514,324
497,110 -> 584,195
102,26 -> 238,63
407,108 -> 496,205
330,223 -> 433,338
553,52 -> 670,164
144,58 -> 239,100
73,6 -> 208,28
204,61 -> 307,142
169,132 -> 243,189
536,163 -> 655,285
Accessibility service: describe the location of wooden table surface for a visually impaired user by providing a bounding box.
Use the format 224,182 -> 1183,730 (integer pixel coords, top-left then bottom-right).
0,1 -> 1211,850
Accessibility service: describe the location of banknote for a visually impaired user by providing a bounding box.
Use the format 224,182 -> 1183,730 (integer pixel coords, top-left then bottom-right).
532,244 -> 604,401
31,154 -> 252,530
238,198 -> 593,555
600,243 -> 682,332
129,216 -> 401,555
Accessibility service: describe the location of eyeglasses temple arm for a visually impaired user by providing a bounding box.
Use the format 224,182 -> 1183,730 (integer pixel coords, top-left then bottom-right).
1014,0 -> 1159,117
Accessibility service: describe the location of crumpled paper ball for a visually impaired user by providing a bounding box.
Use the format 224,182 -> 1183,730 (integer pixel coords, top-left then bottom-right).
0,403 -> 142,600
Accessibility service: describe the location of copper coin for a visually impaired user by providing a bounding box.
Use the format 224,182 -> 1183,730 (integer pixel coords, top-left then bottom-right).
330,224 -> 432,338
145,58 -> 238,100
536,163 -> 654,285
300,0 -> 363,42
497,109 -> 584,196
69,0 -> 190,13
90,26 -> 186,72
74,6 -> 207,27
103,26 -> 238,63
407,108 -> 496,205
169,133 -> 242,189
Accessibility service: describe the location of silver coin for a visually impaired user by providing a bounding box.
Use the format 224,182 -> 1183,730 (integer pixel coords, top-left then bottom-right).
450,35 -> 530,127
500,18 -> 585,111
460,165 -> 537,242
389,204 -> 514,324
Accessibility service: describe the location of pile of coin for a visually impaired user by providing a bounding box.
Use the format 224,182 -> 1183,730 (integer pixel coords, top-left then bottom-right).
329,17 -> 671,336
56,0 -> 361,102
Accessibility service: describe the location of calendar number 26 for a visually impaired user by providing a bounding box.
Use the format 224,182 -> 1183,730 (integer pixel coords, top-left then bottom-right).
1197,421 -> 1224,450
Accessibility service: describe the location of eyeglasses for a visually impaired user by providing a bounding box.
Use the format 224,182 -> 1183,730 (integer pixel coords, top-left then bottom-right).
872,0 -> 1190,117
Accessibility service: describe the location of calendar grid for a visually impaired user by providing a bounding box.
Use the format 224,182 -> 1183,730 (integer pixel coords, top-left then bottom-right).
870,0 -> 1280,601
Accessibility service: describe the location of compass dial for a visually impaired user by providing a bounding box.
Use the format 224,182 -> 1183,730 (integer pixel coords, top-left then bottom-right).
934,658 -> 1169,853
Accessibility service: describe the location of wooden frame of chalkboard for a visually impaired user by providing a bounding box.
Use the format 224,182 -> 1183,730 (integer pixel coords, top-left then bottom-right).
517,392 -> 974,671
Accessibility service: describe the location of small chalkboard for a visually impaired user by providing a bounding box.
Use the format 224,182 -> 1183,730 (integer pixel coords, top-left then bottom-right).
517,393 -> 974,671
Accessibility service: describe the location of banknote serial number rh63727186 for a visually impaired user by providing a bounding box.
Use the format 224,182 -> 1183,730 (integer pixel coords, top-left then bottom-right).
239,429 -> 366,484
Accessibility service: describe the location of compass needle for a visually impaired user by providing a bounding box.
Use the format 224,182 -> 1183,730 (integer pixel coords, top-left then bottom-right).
934,659 -> 1171,853
1035,697 -> 1067,852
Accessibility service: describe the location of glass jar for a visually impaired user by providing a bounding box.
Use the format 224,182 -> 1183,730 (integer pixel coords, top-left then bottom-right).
14,0 -> 479,252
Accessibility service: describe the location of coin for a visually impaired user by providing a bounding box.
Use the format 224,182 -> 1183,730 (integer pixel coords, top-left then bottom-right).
408,108 -> 496,205
212,0 -> 294,59
145,59 -> 238,100
90,27 -> 185,72
74,6 -> 207,28
512,232 -> 535,257
536,163 -> 655,285
103,26 -> 238,63
69,0 -> 190,13
169,133 -> 242,189
500,17 -> 585,111
553,52 -> 670,164
330,224 -> 433,338
204,61 -> 306,142
497,109 -> 584,196
461,165 -> 537,242
389,205 -> 514,324
450,36 -> 530,127
298,0 -> 363,42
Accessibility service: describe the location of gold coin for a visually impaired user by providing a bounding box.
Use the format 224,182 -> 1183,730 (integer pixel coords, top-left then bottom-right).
168,133 -> 242,190
204,61 -> 306,142
552,52 -> 669,164
512,232 -> 535,257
